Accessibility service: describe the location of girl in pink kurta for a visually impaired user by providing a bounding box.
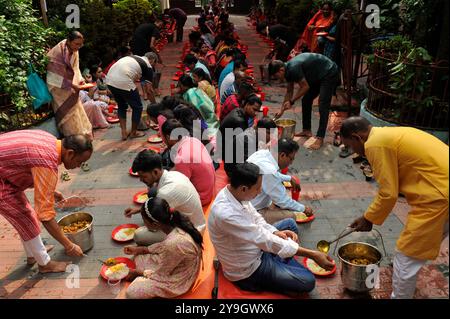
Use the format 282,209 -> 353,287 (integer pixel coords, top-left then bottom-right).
125,197 -> 203,299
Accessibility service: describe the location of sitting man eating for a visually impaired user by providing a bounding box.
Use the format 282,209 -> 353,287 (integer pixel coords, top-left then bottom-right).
209,162 -> 334,295
124,150 -> 205,245
161,119 -> 215,206
247,138 -> 312,224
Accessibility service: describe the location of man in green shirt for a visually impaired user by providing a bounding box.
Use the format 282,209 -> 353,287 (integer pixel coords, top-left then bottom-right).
270,53 -> 339,150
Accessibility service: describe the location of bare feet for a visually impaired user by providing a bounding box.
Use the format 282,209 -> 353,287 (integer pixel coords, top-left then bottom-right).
295,130 -> 313,138
306,137 -> 323,150
129,131 -> 146,139
121,130 -> 129,141
27,245 -> 54,265
38,260 -> 70,273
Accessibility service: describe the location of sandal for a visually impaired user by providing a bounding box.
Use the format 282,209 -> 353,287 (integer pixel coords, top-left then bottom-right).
333,132 -> 341,147
129,132 -> 146,139
339,146 -> 352,158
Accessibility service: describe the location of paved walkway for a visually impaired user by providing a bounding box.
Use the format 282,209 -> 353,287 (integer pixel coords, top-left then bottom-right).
0,15 -> 447,299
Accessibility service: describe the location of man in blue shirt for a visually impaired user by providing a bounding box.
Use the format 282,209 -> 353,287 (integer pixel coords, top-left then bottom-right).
247,138 -> 313,224
270,53 -> 340,150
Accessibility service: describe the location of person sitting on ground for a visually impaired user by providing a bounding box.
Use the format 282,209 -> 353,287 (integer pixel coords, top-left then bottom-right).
78,90 -> 111,129
220,81 -> 255,122
219,94 -> 261,164
247,138 -> 313,225
124,150 -> 205,246
106,52 -> 158,140
192,68 -> 216,101
224,116 -> 277,177
146,99 -> 209,145
125,197 -> 203,299
197,41 -> 217,73
183,53 -> 211,79
217,49 -> 247,88
220,66 -> 250,105
161,119 -> 215,206
209,162 -> 335,296
178,74 -> 220,139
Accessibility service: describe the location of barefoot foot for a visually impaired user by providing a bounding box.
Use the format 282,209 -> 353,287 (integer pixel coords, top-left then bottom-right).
306,137 -> 323,150
27,245 -> 55,265
38,260 -> 70,273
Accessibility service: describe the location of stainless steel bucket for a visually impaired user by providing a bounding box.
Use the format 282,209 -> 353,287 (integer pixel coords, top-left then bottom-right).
57,212 -> 94,252
334,229 -> 386,293
275,119 -> 296,139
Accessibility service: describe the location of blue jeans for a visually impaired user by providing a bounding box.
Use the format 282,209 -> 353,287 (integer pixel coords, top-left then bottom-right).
234,218 -> 316,294
108,85 -> 143,125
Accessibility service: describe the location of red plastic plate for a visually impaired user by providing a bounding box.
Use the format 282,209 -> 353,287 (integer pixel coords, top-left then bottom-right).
303,257 -> 336,277
129,167 -> 138,177
106,116 -> 120,124
100,257 -> 136,281
148,134 -> 163,143
111,224 -> 139,242
79,83 -> 96,90
295,212 -> 315,223
133,190 -> 148,205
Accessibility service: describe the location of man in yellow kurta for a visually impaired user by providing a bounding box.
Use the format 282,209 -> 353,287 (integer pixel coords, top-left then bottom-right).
340,117 -> 449,299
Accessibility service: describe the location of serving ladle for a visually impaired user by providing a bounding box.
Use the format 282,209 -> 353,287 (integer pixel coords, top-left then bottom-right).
316,227 -> 356,253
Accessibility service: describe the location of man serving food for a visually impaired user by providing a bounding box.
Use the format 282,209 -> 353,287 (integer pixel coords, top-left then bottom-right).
0,130 -> 93,273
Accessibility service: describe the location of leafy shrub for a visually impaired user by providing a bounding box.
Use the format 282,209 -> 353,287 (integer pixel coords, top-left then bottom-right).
45,0 -> 161,70
0,0 -> 58,110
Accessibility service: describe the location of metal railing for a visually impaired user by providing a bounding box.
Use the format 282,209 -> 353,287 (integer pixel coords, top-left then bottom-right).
366,52 -> 448,130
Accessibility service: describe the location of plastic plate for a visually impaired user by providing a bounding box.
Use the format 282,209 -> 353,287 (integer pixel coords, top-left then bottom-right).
295,212 -> 315,223
79,83 -> 96,90
111,224 -> 139,242
129,167 -> 138,177
148,135 -> 163,143
106,116 -> 120,124
100,257 -> 136,281
303,257 -> 336,277
133,190 -> 148,205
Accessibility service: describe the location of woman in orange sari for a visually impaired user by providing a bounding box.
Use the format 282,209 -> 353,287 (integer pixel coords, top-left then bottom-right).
291,2 -> 335,56
46,31 -> 92,137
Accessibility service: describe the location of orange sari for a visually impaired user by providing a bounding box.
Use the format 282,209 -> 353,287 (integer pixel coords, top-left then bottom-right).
294,10 -> 335,53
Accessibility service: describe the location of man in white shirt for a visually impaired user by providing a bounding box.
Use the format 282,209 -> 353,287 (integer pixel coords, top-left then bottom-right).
106,52 -> 158,140
209,162 -> 334,295
124,150 -> 205,245
247,138 -> 313,224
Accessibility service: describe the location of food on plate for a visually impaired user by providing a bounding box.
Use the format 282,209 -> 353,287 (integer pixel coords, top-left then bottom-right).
283,181 -> 292,188
295,211 -> 309,221
105,258 -> 117,266
307,258 -> 335,274
136,192 -> 148,203
148,136 -> 162,143
105,263 -> 129,281
114,228 -> 136,241
62,220 -> 90,233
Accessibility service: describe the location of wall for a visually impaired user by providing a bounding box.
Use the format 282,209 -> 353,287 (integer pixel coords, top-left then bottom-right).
360,99 -> 449,144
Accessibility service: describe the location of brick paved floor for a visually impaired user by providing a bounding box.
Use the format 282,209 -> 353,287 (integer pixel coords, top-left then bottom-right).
0,15 -> 447,299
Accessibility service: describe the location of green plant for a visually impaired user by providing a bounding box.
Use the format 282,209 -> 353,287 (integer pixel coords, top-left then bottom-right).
0,0 -> 58,110
45,0 -> 161,70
